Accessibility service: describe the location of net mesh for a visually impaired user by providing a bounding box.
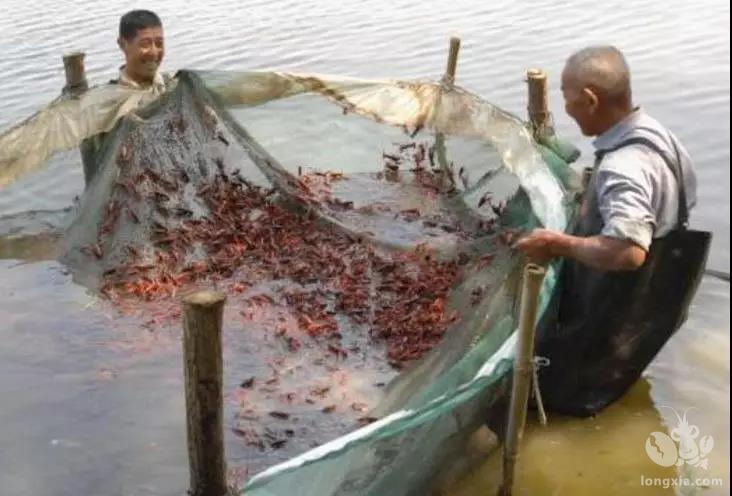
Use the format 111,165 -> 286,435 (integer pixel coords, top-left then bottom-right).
0,69 -> 577,494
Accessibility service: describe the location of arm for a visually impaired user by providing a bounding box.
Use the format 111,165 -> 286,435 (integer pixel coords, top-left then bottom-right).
515,146 -> 658,271
514,229 -> 646,271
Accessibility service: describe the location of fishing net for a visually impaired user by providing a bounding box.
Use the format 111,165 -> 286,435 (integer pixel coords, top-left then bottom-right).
0,69 -> 577,494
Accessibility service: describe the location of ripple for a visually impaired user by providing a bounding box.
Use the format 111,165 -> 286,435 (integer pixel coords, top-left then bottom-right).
0,1 -> 729,495
0,0 -> 728,265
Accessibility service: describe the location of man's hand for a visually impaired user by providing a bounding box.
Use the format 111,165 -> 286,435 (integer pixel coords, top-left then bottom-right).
513,229 -> 564,264
513,228 -> 647,271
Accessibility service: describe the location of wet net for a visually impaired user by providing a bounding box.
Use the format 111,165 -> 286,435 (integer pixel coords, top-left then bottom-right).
0,69 -> 577,494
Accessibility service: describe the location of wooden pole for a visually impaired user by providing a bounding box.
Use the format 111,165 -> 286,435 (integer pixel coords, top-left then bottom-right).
498,263 -> 546,496
442,37 -> 461,86
183,291 -> 228,496
62,51 -> 88,95
526,68 -> 551,139
62,51 -> 96,185
435,37 -> 461,190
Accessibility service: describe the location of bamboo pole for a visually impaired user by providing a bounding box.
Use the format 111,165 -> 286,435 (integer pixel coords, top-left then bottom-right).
183,291 -> 228,496
526,68 -> 551,140
435,37 -> 461,189
526,67 -> 583,170
498,263 -> 547,496
62,51 -> 88,95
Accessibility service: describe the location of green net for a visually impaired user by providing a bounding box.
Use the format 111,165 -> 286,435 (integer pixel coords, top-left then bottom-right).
0,69 -> 577,494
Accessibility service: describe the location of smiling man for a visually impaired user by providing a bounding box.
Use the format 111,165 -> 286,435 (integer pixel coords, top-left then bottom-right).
114,9 -> 167,94
80,10 -> 169,184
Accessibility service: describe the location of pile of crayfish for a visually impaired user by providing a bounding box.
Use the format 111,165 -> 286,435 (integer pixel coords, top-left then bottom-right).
94,149 -> 463,369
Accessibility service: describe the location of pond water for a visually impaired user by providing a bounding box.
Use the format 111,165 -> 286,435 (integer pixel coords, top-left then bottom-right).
0,1 -> 728,495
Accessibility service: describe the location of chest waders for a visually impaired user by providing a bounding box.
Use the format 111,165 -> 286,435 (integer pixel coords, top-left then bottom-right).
535,133 -> 712,417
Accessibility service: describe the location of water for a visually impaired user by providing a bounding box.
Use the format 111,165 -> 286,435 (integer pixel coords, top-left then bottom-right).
0,0 -> 728,494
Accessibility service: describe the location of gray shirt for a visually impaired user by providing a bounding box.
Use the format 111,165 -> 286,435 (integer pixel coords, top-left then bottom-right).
591,108 -> 697,250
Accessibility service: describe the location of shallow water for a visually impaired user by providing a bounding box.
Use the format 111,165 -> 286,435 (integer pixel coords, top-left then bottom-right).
0,0 -> 728,495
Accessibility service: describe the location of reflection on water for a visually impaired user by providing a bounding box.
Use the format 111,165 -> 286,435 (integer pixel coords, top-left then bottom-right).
0,0 -> 728,494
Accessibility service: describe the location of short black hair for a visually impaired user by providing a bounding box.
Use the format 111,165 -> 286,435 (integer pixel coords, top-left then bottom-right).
119,10 -> 162,41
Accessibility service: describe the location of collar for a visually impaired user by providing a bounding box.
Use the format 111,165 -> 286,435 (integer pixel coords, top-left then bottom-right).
118,65 -> 167,94
592,107 -> 644,150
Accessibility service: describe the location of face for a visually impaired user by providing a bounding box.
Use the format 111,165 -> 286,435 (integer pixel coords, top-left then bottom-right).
561,67 -> 599,136
118,26 -> 165,83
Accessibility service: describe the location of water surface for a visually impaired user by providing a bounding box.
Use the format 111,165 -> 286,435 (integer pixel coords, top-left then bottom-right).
0,1 -> 728,495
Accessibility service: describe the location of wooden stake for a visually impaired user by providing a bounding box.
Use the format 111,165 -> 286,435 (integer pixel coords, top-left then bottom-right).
62,51 -> 88,95
498,263 -> 546,496
526,69 -> 551,139
435,37 -> 462,189
443,37 -> 461,87
183,291 -> 228,496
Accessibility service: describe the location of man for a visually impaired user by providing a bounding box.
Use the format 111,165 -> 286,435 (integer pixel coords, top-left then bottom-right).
114,9 -> 167,94
515,46 -> 706,416
81,10 -> 169,184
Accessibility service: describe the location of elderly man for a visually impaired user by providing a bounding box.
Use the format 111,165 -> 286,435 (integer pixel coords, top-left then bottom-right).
515,46 -> 707,416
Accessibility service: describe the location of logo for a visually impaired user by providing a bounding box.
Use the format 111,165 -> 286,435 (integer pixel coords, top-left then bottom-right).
645,407 -> 714,469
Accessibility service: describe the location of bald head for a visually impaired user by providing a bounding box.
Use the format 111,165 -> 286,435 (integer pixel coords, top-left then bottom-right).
563,46 -> 632,106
